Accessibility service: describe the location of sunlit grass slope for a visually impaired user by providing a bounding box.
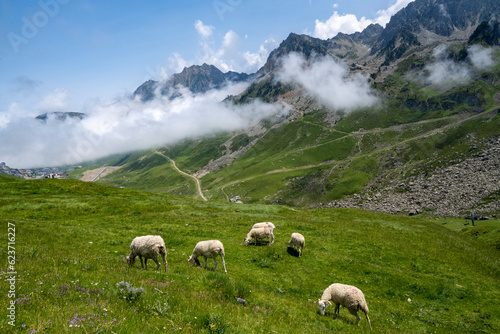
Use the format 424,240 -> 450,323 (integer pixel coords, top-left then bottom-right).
1,176 -> 499,333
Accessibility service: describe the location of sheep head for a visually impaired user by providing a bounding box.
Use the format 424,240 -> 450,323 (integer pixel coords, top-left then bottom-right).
244,237 -> 252,246
318,299 -> 331,315
188,255 -> 200,266
126,254 -> 135,266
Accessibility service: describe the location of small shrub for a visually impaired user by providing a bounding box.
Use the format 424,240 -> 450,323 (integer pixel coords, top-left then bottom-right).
116,281 -> 145,302
150,300 -> 171,315
205,314 -> 229,334
27,246 -> 38,258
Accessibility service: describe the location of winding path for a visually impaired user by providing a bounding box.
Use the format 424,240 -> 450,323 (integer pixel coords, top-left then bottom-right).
155,151 -> 207,201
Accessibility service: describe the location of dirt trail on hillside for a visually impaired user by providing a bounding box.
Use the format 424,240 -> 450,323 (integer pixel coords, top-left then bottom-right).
80,166 -> 122,182
218,109 -> 499,208
155,151 -> 208,201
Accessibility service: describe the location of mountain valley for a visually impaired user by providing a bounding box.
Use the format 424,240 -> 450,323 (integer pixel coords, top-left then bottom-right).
68,0 -> 500,219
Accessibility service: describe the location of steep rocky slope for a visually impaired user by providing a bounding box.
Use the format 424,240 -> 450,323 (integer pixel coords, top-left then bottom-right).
324,135 -> 500,218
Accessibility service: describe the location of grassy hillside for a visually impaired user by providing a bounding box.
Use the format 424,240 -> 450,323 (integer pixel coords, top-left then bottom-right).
1,176 -> 499,333
101,151 -> 198,196
202,107 -> 499,205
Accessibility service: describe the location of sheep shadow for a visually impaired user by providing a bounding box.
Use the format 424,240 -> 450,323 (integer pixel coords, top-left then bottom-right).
246,239 -> 273,247
316,310 -> 356,326
286,246 -> 300,257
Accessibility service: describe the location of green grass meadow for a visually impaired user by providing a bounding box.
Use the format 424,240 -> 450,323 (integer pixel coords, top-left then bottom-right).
1,176 -> 499,333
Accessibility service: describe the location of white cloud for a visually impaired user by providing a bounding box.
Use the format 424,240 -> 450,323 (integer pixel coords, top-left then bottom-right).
276,53 -> 379,111
425,60 -> 471,88
314,11 -> 372,39
417,44 -> 498,88
36,89 -> 70,112
194,20 -> 214,39
438,4 -> 450,19
468,45 -> 496,70
169,21 -> 277,75
208,30 -> 243,72
0,82 -> 289,168
168,52 -> 192,74
222,30 -> 241,56
313,0 -> 415,39
244,38 -> 278,71
373,0 -> 416,26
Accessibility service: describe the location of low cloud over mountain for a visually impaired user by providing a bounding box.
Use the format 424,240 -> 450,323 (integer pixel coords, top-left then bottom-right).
0,81 -> 289,168
277,53 -> 379,110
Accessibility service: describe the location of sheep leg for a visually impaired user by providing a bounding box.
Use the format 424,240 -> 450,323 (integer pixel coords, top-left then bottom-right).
220,254 -> 227,274
270,232 -> 275,245
365,313 -> 372,330
161,253 -> 167,272
139,255 -> 144,269
334,303 -> 340,316
355,313 -> 361,325
213,257 -> 218,271
203,256 -> 208,269
144,258 -> 148,270
152,257 -> 160,271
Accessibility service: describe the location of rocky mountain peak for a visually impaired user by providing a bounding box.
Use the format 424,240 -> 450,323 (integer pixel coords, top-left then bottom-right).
134,64 -> 250,102
469,15 -> 500,46
35,112 -> 86,123
373,0 -> 500,56
256,33 -> 331,76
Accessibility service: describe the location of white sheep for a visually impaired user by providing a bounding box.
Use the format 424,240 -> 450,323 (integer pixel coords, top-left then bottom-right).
252,222 -> 276,230
245,227 -> 274,246
317,283 -> 372,330
126,235 -> 167,272
188,240 -> 227,273
288,232 -> 305,257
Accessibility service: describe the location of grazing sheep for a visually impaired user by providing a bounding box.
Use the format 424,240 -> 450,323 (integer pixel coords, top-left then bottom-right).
288,233 -> 305,257
188,240 -> 227,273
126,235 -> 167,272
245,227 -> 274,246
252,222 -> 276,230
317,283 -> 372,330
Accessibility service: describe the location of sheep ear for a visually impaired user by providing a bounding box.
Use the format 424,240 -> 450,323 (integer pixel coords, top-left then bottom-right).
326,301 -> 332,306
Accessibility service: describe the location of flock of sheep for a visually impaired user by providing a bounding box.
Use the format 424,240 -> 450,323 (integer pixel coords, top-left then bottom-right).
126,222 -> 371,329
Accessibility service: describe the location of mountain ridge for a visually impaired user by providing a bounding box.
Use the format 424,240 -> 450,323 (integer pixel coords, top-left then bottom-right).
35,111 -> 87,122
133,63 -> 251,102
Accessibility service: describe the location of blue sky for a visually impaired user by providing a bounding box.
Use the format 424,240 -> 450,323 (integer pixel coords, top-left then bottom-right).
0,0 -> 414,112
